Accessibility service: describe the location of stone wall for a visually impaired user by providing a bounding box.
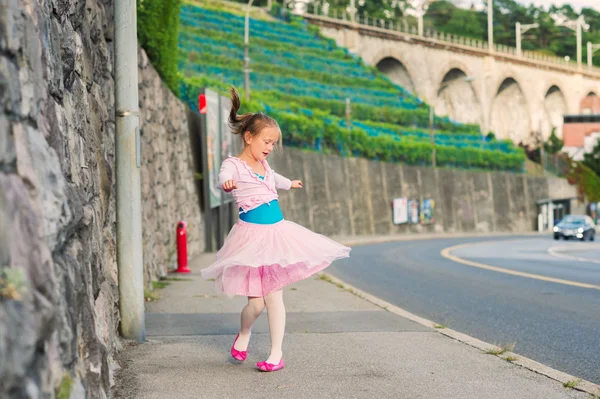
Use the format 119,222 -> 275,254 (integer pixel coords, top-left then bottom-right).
0,1 -> 203,398
268,149 -> 582,237
1,0 -> 121,397
138,49 -> 204,284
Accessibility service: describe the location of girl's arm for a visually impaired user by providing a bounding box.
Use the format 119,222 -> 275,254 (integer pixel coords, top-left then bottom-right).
218,159 -> 238,191
274,172 -> 302,190
273,172 -> 292,190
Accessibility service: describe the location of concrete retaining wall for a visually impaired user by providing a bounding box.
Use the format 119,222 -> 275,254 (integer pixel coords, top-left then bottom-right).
268,149 -> 582,236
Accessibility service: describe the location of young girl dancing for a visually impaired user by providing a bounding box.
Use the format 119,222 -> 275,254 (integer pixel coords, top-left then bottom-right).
200,88 -> 351,372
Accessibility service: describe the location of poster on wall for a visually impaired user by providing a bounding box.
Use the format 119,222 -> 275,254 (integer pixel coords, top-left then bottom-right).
206,89 -> 222,209
392,197 -> 408,224
220,95 -> 235,204
407,199 -> 420,224
421,199 -> 435,225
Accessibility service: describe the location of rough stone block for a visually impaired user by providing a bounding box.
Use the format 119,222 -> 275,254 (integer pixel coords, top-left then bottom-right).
0,115 -> 15,169
0,57 -> 21,115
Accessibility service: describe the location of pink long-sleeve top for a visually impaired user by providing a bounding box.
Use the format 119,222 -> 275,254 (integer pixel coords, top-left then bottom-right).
218,156 -> 292,213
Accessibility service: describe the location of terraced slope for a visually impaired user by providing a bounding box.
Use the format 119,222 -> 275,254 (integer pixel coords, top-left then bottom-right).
177,3 -> 525,171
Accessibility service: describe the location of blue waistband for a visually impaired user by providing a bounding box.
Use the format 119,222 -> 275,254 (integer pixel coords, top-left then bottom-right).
239,200 -> 284,224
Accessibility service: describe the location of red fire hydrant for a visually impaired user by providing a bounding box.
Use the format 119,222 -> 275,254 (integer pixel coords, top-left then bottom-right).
175,221 -> 190,273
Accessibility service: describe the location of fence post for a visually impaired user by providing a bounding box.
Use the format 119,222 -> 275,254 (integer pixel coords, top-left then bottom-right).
346,98 -> 351,131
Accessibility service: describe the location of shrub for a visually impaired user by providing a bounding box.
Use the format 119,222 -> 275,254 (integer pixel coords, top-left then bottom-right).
137,0 -> 181,95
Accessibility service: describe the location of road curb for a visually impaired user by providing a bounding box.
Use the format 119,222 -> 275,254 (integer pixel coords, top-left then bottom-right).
319,272 -> 600,397
548,244 -> 600,265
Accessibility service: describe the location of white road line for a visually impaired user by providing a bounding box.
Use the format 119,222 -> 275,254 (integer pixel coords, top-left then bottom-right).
547,245 -> 600,265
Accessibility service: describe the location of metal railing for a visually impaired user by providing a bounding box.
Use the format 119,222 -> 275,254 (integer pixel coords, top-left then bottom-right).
297,7 -> 600,77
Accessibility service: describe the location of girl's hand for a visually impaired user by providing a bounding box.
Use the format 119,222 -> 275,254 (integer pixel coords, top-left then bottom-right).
223,179 -> 238,192
291,180 -> 303,189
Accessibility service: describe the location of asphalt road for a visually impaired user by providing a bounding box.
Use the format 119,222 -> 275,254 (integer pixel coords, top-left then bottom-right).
329,236 -> 600,385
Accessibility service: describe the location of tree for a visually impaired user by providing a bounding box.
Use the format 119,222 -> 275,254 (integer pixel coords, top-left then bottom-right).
566,159 -> 600,203
426,1 -> 485,39
544,128 -> 563,155
420,1 -> 600,66
137,0 -> 181,95
582,139 -> 600,177
295,0 -> 600,66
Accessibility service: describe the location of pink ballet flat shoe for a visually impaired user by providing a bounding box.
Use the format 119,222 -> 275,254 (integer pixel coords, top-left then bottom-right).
231,334 -> 247,361
256,358 -> 285,372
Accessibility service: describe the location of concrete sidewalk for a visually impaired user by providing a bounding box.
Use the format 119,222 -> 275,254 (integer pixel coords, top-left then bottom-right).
113,253 -> 594,399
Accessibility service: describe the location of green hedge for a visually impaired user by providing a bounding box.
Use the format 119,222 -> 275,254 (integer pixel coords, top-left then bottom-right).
268,109 -> 525,172
181,26 -> 352,62
179,78 -> 524,172
253,91 -> 481,135
138,0 -> 181,95
178,50 -> 393,91
271,101 -> 488,142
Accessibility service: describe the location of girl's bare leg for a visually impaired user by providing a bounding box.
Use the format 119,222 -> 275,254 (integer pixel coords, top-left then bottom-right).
234,296 -> 265,350
264,289 -> 285,364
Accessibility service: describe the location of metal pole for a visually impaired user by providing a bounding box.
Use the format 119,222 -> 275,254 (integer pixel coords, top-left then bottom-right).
539,119 -> 545,173
349,0 -> 356,23
418,14 -> 423,36
516,22 -> 521,56
577,16 -> 582,70
244,0 -> 255,101
115,0 -> 145,342
588,42 -> 600,70
430,105 -> 436,168
346,98 -> 351,131
488,0 -> 494,52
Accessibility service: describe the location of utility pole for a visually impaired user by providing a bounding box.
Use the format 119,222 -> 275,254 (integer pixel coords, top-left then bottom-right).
349,0 -> 356,24
587,42 -> 600,70
244,0 -> 255,101
577,16 -> 583,70
516,22 -> 538,57
488,0 -> 494,52
552,13 -> 589,70
115,0 -> 145,342
405,0 -> 430,37
429,105 -> 436,167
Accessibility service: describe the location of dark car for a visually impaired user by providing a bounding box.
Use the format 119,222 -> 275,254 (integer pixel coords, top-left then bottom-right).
553,215 -> 596,241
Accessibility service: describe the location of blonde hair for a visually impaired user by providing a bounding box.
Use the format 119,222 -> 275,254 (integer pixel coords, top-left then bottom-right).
228,87 -> 281,149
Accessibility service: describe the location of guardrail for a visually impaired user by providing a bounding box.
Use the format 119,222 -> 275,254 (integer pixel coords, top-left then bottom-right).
296,8 -> 600,79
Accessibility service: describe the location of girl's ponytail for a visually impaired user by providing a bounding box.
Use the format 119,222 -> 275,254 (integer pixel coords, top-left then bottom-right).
227,86 -> 280,146
228,87 -> 254,135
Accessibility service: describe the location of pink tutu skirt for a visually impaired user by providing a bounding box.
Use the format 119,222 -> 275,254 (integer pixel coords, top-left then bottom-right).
201,220 -> 351,297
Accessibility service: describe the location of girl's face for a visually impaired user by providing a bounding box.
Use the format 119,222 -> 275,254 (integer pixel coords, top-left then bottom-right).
244,126 -> 280,162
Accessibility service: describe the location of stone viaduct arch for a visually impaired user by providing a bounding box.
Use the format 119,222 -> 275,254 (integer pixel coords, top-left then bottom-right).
371,48 -> 418,95
376,57 -> 416,94
434,67 -> 482,126
316,21 -> 600,143
489,77 -> 530,142
543,85 -> 568,139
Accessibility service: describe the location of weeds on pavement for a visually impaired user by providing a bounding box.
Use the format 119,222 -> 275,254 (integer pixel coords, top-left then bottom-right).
563,379 -> 581,389
485,343 -> 515,356
152,281 -> 170,290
